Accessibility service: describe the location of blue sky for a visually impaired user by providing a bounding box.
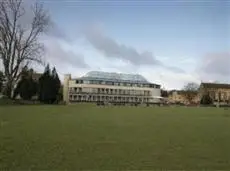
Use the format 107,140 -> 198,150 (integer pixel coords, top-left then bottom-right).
38,0 -> 230,89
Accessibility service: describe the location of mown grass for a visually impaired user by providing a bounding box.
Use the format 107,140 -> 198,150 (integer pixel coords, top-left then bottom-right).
0,104 -> 230,170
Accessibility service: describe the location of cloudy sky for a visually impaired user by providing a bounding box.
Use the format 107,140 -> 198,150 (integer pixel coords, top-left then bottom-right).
36,0 -> 229,89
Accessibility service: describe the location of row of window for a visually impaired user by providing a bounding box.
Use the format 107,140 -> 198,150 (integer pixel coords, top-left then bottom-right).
69,87 -> 151,96
207,91 -> 230,100
75,80 -> 160,88
69,95 -> 151,102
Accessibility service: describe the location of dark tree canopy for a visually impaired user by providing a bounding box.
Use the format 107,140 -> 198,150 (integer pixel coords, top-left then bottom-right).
200,94 -> 213,105
13,67 -> 38,100
161,89 -> 168,97
38,64 -> 61,104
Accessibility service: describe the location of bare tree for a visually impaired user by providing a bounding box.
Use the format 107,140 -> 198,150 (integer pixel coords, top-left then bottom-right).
0,70 -> 4,93
0,0 -> 50,98
182,82 -> 199,104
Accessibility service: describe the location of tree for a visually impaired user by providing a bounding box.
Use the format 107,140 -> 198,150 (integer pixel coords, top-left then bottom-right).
38,65 -> 61,104
16,76 -> 37,100
182,82 -> 199,104
161,89 -> 168,97
0,0 -> 50,98
38,64 -> 51,103
200,94 -> 213,105
0,71 -> 5,93
13,67 -> 38,100
51,67 -> 61,103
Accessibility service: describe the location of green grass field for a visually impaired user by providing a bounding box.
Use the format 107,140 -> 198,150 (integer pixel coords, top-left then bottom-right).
0,104 -> 230,170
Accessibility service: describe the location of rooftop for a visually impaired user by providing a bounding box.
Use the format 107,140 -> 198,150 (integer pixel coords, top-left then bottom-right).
78,71 -> 153,84
200,82 -> 230,89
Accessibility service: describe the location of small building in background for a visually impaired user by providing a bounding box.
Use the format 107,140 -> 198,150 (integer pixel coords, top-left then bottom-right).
63,71 -> 162,105
199,82 -> 230,104
168,90 -> 199,105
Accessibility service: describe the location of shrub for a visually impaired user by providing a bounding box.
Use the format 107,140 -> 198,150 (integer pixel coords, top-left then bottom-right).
200,94 -> 213,105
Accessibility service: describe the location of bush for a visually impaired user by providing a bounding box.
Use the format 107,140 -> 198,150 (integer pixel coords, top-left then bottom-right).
200,94 -> 213,105
0,96 -> 16,105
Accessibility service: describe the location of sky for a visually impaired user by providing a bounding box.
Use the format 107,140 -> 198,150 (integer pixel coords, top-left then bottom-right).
35,0 -> 230,89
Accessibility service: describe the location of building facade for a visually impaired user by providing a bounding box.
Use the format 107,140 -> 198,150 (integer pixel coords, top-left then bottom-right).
168,90 -> 199,104
199,83 -> 230,104
63,71 -> 161,104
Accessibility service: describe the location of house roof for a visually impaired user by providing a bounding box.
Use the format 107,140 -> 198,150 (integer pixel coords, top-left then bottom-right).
201,83 -> 230,89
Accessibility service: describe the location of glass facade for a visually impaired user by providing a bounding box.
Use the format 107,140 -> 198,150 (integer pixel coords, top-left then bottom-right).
84,71 -> 149,83
74,71 -> 160,89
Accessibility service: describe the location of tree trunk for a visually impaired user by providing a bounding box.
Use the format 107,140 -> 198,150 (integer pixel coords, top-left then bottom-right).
3,79 -> 14,99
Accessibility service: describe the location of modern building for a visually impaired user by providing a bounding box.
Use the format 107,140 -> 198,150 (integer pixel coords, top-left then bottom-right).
63,71 -> 161,105
199,82 -> 230,104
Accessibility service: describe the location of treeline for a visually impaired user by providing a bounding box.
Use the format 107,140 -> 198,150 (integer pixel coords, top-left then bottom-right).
13,64 -> 62,104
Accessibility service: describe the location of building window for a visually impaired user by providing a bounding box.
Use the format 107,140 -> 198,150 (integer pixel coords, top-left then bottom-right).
83,80 -> 89,84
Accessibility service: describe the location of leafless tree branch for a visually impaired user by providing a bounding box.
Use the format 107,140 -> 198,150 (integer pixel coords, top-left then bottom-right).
182,82 -> 199,103
0,0 -> 50,97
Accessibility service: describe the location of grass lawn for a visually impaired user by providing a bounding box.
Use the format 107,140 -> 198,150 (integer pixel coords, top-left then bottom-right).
0,104 -> 230,170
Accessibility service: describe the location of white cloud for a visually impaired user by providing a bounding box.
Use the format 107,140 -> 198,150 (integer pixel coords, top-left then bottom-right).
30,20 -> 230,89
198,52 -> 230,83
81,23 -> 185,73
137,67 -> 200,90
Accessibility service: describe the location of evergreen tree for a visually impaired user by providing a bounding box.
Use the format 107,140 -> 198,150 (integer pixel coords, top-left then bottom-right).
38,64 -> 51,103
19,77 -> 37,100
51,67 -> 61,103
38,64 -> 61,104
200,94 -> 213,105
13,69 -> 38,100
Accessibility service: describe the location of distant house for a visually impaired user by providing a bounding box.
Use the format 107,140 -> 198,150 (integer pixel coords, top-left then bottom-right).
168,90 -> 199,104
199,82 -> 230,104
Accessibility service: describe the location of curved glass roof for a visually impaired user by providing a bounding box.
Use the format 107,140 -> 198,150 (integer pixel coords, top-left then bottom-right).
80,71 -> 150,84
